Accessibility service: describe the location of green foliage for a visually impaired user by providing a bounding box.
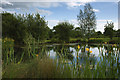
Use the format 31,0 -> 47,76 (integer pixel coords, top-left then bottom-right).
2,43 -> 120,78
92,31 -> 104,38
88,38 -> 103,43
104,21 -> 114,39
71,27 -> 83,38
23,32 -> 36,58
77,3 -> 96,38
25,13 -> 49,42
2,58 -> 65,78
2,12 -> 50,44
116,29 -> 120,38
2,12 -> 119,44
2,38 -> 14,67
48,29 -> 54,40
2,13 -> 26,44
88,38 -> 111,43
53,22 -> 74,42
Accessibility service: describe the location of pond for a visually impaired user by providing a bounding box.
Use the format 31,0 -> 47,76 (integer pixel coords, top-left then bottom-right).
14,43 -> 120,67
3,43 -> 120,78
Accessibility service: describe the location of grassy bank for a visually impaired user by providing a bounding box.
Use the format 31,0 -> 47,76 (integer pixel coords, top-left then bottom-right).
45,37 -> 120,44
2,55 -> 120,78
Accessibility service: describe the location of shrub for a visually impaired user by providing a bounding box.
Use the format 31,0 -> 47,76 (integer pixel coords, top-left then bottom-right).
88,38 -> 103,43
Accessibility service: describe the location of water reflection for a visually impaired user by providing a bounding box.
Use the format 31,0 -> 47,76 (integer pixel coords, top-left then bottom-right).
12,43 -> 120,78
52,45 -> 74,61
14,43 -> 120,65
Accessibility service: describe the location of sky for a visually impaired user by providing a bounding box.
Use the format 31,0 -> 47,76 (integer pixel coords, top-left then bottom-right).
0,0 -> 119,33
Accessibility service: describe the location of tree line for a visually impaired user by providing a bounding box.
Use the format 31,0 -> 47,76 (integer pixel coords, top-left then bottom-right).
2,3 -> 120,45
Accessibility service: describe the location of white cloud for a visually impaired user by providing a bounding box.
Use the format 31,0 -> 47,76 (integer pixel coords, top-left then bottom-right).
69,19 -> 79,27
1,0 -> 60,15
47,19 -> 79,29
35,8 -> 52,15
47,20 -> 59,29
4,0 -> 119,2
26,2 -> 61,8
2,2 -> 61,9
96,22 -> 106,33
71,0 -> 96,2
1,0 -> 13,5
66,2 -> 85,8
0,7 -> 4,11
65,0 -> 97,9
6,10 -> 16,13
6,0 -> 96,2
91,9 -> 99,12
47,19 -> 118,33
1,1 -> 56,16
0,7 -> 4,13
96,20 -> 118,33
113,22 -> 118,30
0,7 -> 16,13
97,19 -> 112,22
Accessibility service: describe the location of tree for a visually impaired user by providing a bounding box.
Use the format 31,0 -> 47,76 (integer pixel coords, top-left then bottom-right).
2,12 -> 26,44
104,21 -> 114,39
48,29 -> 54,40
2,12 -> 49,44
116,29 -> 120,37
25,13 -> 49,42
77,3 -> 96,39
96,31 -> 103,38
72,27 -> 82,38
117,29 -> 120,43
53,22 -> 74,42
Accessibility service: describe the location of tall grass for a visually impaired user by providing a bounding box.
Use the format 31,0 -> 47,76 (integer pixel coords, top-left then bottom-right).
2,38 -> 14,67
2,54 -> 120,78
2,39 -> 120,78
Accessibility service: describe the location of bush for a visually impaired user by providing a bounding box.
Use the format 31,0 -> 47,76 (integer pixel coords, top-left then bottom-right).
88,38 -> 103,43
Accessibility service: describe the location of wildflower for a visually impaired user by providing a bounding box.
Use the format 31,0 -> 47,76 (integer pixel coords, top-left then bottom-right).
86,48 -> 89,51
36,54 -> 38,57
109,51 -> 111,53
77,56 -> 78,58
78,45 -> 80,49
104,42 -> 107,44
90,51 -> 92,53
11,39 -> 14,42
114,44 -> 116,47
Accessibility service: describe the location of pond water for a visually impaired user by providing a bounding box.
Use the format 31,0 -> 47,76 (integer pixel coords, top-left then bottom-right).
14,43 -> 120,66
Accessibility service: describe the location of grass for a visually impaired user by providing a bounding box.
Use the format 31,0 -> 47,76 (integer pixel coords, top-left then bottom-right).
2,37 -> 120,78
31,37 -> 120,44
2,56 -> 75,78
2,54 -> 120,78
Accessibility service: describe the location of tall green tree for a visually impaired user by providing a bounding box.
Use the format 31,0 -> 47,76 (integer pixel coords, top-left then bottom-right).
77,3 -> 96,39
53,22 -> 74,42
25,13 -> 49,42
104,21 -> 114,39
2,12 -> 26,44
